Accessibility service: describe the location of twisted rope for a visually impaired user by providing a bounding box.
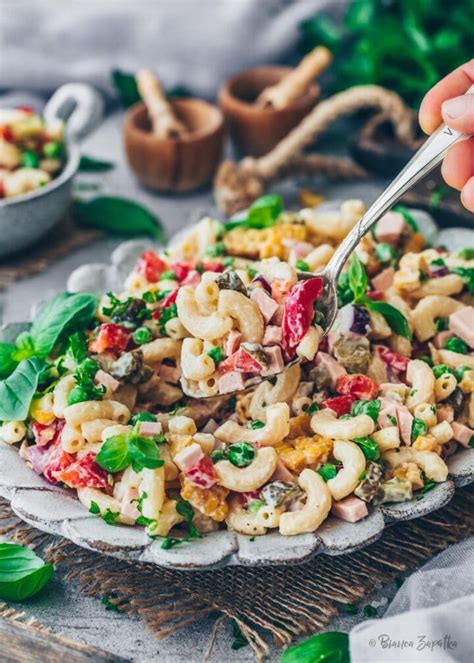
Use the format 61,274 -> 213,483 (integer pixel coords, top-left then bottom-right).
214,85 -> 418,215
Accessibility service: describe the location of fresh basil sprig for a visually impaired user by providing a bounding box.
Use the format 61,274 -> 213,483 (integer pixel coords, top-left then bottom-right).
73,197 -> 166,242
224,195 -> 283,232
280,631 -> 349,663
0,343 -> 18,379
96,424 -> 164,473
345,254 -> 411,339
0,543 -> 53,601
111,69 -> 140,107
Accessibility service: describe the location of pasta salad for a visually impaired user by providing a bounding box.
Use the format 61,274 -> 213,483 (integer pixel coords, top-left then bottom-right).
0,108 -> 65,199
0,195 -> 473,547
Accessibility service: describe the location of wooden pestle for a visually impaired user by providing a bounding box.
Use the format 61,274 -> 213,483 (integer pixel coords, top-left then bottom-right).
256,46 -> 332,110
135,69 -> 188,138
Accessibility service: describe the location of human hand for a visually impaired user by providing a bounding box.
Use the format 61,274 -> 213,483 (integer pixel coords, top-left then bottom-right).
419,59 -> 474,212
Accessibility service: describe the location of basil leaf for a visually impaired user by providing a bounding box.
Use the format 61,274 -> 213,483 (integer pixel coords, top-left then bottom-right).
0,543 -> 53,601
129,436 -> 164,472
364,299 -> 412,339
0,357 -> 44,421
31,292 -> 98,357
111,69 -> 140,107
95,435 -> 130,473
224,194 -> 283,232
348,253 -> 367,303
73,197 -> 166,242
0,342 -> 18,379
280,631 -> 350,663
79,155 -> 115,172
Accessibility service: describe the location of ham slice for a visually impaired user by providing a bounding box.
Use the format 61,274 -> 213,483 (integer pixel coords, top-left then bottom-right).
120,487 -> 140,521
158,364 -> 181,383
314,352 -> 347,389
378,398 -> 398,428
272,304 -> 284,326
95,369 -> 120,393
174,443 -> 204,472
372,267 -> 395,291
270,459 -> 295,482
449,307 -> 474,348
396,405 -> 414,445
452,422 -> 473,448
437,405 -> 454,423
250,287 -> 279,323
261,346 -> 284,376
218,371 -> 246,394
139,421 -> 163,437
331,496 -> 368,523
375,211 -> 406,244
225,330 -> 242,356
433,331 -> 454,349
263,325 -> 282,345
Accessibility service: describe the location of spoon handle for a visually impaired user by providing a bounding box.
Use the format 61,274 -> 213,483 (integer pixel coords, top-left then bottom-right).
325,84 -> 474,281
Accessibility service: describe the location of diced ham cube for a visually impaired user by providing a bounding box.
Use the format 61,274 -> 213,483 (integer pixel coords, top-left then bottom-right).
95,369 -> 120,393
270,459 -> 295,482
396,405 -> 414,445
263,325 -> 282,345
378,397 -> 398,428
250,287 -> 279,323
174,443 -> 204,472
452,422 -> 473,448
433,331 -> 454,349
218,371 -> 246,394
449,307 -> 474,348
331,496 -> 368,523
272,304 -> 284,326
138,421 -> 163,437
372,267 -> 395,291
282,239 -> 313,257
158,363 -> 181,383
437,405 -> 454,423
225,330 -> 242,356
120,487 -> 140,522
261,346 -> 284,377
375,211 -> 406,245
315,352 -> 347,389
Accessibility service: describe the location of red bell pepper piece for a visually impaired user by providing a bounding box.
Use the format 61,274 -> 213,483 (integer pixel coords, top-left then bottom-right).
336,374 -> 379,400
135,251 -> 167,282
219,348 -> 262,374
185,456 -> 217,488
89,324 -> 131,354
376,346 -> 410,373
321,395 -> 355,417
281,277 -> 323,356
54,452 -> 109,489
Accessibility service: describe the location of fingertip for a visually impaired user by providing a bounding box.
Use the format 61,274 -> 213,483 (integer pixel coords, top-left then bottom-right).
460,177 -> 474,213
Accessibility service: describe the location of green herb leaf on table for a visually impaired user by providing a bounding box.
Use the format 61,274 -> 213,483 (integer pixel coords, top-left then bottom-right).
0,357 -> 44,421
0,543 -> 53,601
231,620 -> 249,651
73,197 -> 166,242
111,69 -> 140,107
79,155 -> 115,172
280,631 -> 350,663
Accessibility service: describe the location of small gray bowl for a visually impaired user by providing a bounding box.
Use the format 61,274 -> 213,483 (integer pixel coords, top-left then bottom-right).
0,83 -> 103,258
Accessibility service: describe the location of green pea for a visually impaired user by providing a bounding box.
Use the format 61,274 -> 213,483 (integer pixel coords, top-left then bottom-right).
317,463 -> 337,481
228,442 -> 255,467
133,327 -> 153,345
432,364 -> 452,379
353,436 -> 380,461
43,141 -> 63,158
21,150 -> 39,168
445,337 -> 468,354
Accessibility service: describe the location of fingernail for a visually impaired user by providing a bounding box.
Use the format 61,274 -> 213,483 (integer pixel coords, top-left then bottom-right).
442,96 -> 468,119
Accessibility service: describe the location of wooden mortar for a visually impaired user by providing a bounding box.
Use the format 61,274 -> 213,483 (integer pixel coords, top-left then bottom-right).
124,98 -> 224,192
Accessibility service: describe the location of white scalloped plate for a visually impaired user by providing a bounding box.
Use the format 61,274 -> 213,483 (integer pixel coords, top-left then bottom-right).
1,208 -> 473,569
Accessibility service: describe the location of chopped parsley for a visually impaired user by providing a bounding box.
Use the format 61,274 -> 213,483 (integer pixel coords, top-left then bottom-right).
89,500 -> 101,515
411,417 -> 428,441
206,241 -> 226,257
102,509 -> 120,526
296,259 -> 310,272
159,270 -> 178,281
444,337 -> 468,354
248,419 -> 265,429
158,303 -> 178,335
207,346 -> 224,364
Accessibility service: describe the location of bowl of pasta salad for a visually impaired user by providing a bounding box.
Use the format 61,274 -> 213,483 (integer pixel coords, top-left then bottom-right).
0,195 -> 472,568
0,83 -> 103,257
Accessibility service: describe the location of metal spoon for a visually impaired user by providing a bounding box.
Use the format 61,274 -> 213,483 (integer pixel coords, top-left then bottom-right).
184,86 -> 473,398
